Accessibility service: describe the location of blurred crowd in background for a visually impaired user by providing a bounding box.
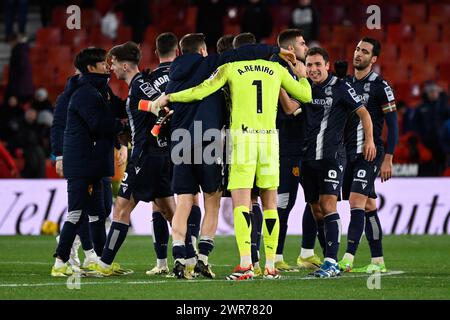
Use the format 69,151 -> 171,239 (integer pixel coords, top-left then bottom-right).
0,0 -> 449,178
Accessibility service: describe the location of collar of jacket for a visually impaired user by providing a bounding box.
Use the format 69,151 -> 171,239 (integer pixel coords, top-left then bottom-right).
79,73 -> 110,89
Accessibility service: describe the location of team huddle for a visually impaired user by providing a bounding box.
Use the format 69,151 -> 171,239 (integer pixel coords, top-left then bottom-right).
50,28 -> 398,280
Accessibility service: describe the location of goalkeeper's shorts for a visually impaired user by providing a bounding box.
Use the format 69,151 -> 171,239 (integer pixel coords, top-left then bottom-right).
227,140 -> 279,191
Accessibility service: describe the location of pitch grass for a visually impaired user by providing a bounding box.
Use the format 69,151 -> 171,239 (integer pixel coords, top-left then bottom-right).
0,235 -> 449,300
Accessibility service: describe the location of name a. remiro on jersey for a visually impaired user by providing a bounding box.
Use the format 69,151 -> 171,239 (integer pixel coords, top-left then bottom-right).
237,65 -> 274,76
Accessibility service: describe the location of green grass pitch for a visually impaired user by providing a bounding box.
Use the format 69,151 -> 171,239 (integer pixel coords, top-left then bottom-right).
0,235 -> 449,300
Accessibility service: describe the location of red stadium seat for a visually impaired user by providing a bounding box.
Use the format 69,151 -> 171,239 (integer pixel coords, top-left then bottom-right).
414,24 -> 440,44
30,46 -> 47,64
410,63 -> 437,83
116,26 -> 132,43
36,27 -> 61,45
139,43 -> 153,68
386,24 -> 414,43
346,4 -> 365,27
443,24 -> 450,42
62,29 -> 87,47
223,24 -> 241,37
359,26 -> 385,42
320,5 -> 346,25
143,26 -> 159,46
331,25 -> 358,45
185,6 -> 198,32
48,45 -> 72,63
401,4 -> 427,24
429,4 -> 450,24
55,65 -> 77,86
51,6 -> 68,27
380,4 -> 402,24
393,82 -> 416,105
439,62 -> 450,82
81,8 -> 101,29
380,62 -> 409,85
271,5 -> 292,27
427,43 -> 450,65
399,43 -> 425,65
318,25 -> 332,43
95,0 -> 112,15
2,65 -> 8,86
88,26 -> 114,48
379,44 -> 398,61
32,64 -> 55,88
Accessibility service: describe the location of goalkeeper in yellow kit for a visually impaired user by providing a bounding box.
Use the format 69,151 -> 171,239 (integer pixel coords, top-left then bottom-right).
142,55 -> 312,280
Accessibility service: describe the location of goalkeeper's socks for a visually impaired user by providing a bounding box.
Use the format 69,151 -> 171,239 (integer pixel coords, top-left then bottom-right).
346,208 -> 365,255
151,211 -> 169,259
77,216 -> 94,251
365,210 -> 384,258
234,206 -> 252,259
89,217 -> 106,256
101,221 -> 129,265
301,204 -> 317,250
262,209 -> 280,264
172,240 -> 186,261
324,213 -> 341,262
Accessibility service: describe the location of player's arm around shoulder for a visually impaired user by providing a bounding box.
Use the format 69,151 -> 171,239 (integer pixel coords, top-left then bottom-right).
278,61 -> 312,104
138,65 -> 229,114
168,63 -> 229,103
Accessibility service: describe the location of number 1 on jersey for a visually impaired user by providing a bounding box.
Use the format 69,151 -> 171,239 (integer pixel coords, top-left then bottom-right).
252,80 -> 263,113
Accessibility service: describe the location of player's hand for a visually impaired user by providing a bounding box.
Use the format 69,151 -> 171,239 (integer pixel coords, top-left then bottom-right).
155,94 -> 170,110
287,60 -> 307,79
55,159 -> 64,178
363,140 -> 376,162
117,145 -> 128,167
279,48 -> 296,65
138,94 -> 170,116
380,154 -> 393,183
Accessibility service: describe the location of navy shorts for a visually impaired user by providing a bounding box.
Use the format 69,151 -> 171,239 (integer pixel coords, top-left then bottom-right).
171,140 -> 224,195
342,149 -> 384,200
172,162 -> 223,195
302,157 -> 345,203
119,152 -> 173,202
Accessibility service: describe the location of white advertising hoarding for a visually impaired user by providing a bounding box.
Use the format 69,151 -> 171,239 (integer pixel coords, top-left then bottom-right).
0,178 -> 449,235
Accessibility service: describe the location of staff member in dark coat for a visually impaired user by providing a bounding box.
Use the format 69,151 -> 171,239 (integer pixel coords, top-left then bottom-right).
51,47 -> 124,277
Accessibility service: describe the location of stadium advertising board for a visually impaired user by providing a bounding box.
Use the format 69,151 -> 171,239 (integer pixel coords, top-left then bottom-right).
0,178 -> 449,235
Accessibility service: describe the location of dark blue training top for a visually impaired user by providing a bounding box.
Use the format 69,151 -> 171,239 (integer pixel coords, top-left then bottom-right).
126,72 -> 166,159
302,74 -> 364,161
344,71 -> 397,156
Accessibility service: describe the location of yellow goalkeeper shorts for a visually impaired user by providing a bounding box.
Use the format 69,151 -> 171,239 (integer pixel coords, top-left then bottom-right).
227,136 -> 279,190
